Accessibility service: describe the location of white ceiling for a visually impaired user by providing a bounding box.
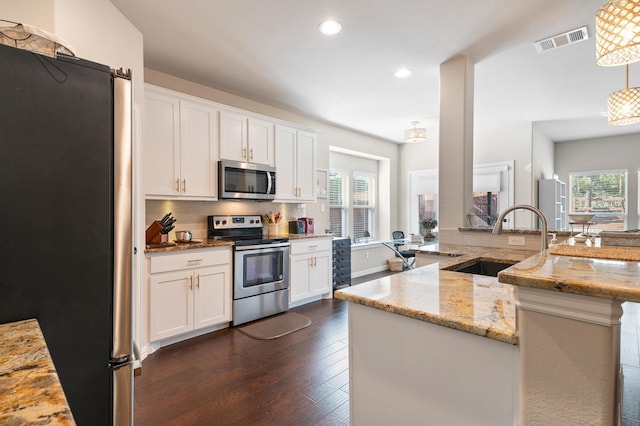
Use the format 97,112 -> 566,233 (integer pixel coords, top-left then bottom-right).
110,0 -> 640,143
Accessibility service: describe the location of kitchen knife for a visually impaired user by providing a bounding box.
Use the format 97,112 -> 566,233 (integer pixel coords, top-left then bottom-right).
162,224 -> 175,234
159,212 -> 172,227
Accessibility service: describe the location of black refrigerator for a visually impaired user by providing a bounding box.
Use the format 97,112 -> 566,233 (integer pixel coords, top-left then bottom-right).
0,43 -> 133,425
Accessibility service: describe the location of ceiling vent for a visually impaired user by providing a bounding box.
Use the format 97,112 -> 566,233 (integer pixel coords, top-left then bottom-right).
534,26 -> 589,53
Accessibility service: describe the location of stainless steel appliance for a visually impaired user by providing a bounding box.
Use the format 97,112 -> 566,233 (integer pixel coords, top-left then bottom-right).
218,159 -> 276,200
208,215 -> 290,325
0,44 -> 134,425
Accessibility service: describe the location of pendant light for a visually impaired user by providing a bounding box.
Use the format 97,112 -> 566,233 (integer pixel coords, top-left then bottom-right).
403,121 -> 426,142
596,0 -> 640,66
608,64 -> 640,124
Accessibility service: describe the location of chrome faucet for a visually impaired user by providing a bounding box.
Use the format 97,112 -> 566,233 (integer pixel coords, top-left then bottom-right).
492,204 -> 548,251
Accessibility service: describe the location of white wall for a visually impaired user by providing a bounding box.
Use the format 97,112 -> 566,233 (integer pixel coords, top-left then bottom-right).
555,132 -> 640,230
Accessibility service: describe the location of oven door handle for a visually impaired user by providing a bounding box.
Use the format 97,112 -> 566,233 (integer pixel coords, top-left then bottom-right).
235,242 -> 291,251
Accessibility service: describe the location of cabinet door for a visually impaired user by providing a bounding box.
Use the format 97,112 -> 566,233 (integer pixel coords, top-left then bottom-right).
180,100 -> 218,198
274,125 -> 298,201
290,255 -> 311,303
296,130 -> 316,201
143,90 -> 180,196
247,118 -> 274,166
193,264 -> 232,329
219,110 -> 247,162
149,270 -> 194,341
310,251 -> 332,295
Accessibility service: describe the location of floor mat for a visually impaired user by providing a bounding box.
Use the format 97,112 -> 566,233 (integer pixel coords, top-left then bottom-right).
238,312 -> 312,340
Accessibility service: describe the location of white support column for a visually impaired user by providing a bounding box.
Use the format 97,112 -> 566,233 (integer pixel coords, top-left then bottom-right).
438,55 -> 474,233
515,286 -> 623,425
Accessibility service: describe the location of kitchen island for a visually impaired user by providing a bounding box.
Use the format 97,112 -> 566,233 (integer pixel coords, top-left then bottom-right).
0,319 -> 75,425
335,243 -> 640,425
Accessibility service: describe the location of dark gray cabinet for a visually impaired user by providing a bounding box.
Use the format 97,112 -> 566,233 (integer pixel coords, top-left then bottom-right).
332,238 -> 351,290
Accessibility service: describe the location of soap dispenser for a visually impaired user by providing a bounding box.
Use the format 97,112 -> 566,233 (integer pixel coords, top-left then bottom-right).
548,233 -> 558,248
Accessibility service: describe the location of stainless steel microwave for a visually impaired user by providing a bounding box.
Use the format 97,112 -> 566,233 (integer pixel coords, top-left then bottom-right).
218,160 -> 276,200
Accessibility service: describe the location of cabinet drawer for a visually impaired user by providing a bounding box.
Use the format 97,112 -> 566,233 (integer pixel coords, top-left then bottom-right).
150,248 -> 231,274
290,238 -> 332,255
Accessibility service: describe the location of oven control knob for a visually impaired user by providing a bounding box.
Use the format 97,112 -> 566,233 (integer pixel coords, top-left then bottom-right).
215,220 -> 220,225
250,219 -> 255,224
222,220 -> 227,225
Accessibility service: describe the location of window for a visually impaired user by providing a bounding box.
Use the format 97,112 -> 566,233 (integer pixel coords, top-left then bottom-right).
471,192 -> 499,226
352,172 -> 376,242
328,171 -> 347,237
569,169 -> 627,231
329,151 -> 380,243
408,161 -> 514,234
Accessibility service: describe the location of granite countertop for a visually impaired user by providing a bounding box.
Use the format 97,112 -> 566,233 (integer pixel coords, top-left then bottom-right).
335,245 -> 538,344
145,233 -> 333,254
498,245 -> 640,302
336,240 -> 640,343
0,319 -> 75,425
145,238 -> 233,253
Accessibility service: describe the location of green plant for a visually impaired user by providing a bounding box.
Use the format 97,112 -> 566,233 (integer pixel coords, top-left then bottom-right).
420,218 -> 438,230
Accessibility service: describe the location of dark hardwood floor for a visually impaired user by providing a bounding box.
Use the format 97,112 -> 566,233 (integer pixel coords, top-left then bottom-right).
134,299 -> 349,426
135,275 -> 640,425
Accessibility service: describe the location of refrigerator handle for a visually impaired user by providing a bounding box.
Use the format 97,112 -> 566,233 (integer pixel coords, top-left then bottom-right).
112,70 -> 133,362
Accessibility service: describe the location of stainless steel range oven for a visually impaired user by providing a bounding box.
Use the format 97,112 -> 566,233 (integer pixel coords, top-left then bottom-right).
208,215 -> 290,325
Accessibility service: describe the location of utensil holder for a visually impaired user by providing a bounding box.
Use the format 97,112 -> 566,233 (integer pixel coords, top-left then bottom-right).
268,223 -> 279,237
145,221 -> 163,244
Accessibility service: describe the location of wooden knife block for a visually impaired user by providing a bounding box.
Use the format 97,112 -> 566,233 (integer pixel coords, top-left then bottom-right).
145,221 -> 163,244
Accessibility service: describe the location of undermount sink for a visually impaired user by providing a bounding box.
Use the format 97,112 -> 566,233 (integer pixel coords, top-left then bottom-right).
443,259 -> 516,277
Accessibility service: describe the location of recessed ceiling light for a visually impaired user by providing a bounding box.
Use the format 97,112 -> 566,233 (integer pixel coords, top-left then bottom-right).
394,68 -> 412,78
319,20 -> 342,35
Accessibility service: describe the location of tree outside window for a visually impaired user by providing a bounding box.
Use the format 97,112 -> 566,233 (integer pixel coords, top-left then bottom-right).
569,170 -> 627,231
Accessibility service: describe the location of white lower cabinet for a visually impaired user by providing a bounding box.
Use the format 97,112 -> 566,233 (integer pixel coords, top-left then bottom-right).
290,238 -> 332,305
149,248 -> 232,342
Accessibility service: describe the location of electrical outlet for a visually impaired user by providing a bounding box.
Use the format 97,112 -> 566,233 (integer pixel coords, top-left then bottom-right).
508,236 -> 526,246
320,204 -> 325,212
365,251 -> 370,260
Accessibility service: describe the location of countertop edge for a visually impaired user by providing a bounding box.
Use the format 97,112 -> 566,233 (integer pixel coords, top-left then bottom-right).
144,233 -> 334,253
0,319 -> 76,425
334,290 -> 518,345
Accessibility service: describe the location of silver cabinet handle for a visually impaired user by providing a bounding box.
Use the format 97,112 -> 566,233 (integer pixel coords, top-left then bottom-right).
187,258 -> 203,263
196,274 -> 200,289
175,178 -> 180,192
182,179 -> 186,192
242,147 -> 247,159
249,148 -> 253,160
188,275 -> 193,290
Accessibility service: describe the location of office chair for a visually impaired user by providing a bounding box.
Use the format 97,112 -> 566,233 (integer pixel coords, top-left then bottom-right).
391,231 -> 416,269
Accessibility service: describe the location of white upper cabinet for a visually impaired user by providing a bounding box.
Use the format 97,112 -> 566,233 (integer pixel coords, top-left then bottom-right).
144,84 -> 316,201
179,100 -> 218,197
219,111 -> 274,166
143,85 -> 218,199
143,90 -> 180,196
275,125 -> 317,202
